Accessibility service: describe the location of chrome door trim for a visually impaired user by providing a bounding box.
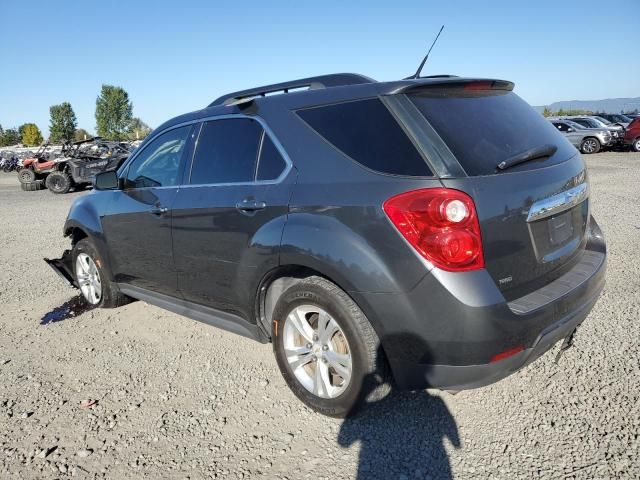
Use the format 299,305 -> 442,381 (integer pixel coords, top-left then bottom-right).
527,183 -> 589,223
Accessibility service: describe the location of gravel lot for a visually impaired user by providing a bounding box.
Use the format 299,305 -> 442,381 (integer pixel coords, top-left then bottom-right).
0,152 -> 638,479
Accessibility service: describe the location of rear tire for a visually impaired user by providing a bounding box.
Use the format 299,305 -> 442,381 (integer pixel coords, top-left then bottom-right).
272,276 -> 391,417
72,238 -> 130,308
633,138 -> 640,152
17,168 -> 36,184
46,171 -> 72,194
20,180 -> 45,191
580,137 -> 600,154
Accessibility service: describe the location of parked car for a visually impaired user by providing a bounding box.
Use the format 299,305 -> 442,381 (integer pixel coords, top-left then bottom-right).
549,119 -> 611,153
623,117 -> 640,152
46,73 -> 606,417
594,113 -> 632,129
566,117 -> 624,143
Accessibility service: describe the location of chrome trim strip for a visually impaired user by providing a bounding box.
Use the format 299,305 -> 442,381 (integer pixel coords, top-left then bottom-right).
527,183 -> 589,223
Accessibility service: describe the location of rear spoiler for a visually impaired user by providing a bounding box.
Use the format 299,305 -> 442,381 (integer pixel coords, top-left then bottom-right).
387,78 -> 514,96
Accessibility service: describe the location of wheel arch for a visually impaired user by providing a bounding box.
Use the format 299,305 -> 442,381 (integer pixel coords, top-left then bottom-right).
255,264 -> 388,354
63,198 -> 114,281
65,225 -> 89,247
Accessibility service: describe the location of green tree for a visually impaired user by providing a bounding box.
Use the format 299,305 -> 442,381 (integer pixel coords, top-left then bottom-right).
95,85 -> 133,140
128,117 -> 151,140
74,128 -> 92,141
0,127 -> 21,146
21,123 -> 43,146
542,106 -> 553,117
49,102 -> 77,143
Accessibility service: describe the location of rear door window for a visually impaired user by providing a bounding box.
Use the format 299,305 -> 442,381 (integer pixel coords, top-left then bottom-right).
190,118 -> 262,184
410,91 -> 577,176
297,98 -> 432,176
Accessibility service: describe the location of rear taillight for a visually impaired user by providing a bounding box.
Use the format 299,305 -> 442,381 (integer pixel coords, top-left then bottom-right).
383,188 -> 484,272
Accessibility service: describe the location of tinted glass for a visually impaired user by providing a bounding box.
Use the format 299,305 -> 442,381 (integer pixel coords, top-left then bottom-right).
190,118 -> 262,184
257,134 -> 287,180
297,98 -> 432,176
573,119 -> 596,128
594,116 -> 612,125
126,126 -> 190,188
411,91 -> 577,176
553,122 -> 569,132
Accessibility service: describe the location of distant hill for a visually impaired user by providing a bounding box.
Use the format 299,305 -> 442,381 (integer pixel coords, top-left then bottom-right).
534,97 -> 640,114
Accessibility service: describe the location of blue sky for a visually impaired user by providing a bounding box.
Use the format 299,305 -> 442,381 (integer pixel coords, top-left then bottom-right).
1,0 -> 638,137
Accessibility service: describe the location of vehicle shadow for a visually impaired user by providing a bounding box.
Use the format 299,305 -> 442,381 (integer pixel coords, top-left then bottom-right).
40,295 -> 94,325
337,345 -> 460,479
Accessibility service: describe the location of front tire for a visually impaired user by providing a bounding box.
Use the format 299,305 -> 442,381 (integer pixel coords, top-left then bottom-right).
72,238 -> 130,308
17,168 -> 36,184
272,276 -> 390,417
580,137 -> 600,154
633,138 -> 640,152
46,171 -> 72,194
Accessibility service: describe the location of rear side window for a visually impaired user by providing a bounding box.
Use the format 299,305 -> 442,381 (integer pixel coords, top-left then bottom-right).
297,98 -> 432,176
410,91 -> 577,176
257,134 -> 287,181
190,118 -> 262,184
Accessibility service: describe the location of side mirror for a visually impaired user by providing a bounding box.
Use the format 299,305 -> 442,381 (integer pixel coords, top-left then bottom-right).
94,170 -> 121,190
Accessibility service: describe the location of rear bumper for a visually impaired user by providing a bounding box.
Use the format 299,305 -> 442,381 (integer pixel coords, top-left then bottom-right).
352,216 -> 606,390
389,287 -> 599,390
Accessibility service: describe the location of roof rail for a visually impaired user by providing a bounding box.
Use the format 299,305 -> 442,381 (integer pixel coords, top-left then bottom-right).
208,73 -> 375,107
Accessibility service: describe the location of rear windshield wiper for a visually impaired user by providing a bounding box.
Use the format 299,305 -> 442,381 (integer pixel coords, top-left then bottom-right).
497,144 -> 558,171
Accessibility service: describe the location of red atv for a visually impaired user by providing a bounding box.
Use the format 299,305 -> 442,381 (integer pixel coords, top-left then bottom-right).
17,143 -> 59,191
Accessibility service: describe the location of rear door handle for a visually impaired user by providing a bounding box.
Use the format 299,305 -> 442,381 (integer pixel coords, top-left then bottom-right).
235,199 -> 267,212
150,206 -> 168,216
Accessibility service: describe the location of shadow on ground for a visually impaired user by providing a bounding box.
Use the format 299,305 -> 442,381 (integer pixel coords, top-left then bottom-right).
41,295 -> 94,325
338,345 -> 460,479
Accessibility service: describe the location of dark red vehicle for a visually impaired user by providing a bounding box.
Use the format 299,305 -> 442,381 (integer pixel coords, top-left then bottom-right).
623,118 -> 640,152
17,143 -> 59,184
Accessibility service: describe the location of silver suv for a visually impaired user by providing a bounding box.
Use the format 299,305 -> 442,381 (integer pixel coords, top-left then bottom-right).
567,117 -> 624,143
549,119 -> 611,154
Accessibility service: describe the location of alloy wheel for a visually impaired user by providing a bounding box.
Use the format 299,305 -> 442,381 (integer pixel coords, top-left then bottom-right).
583,139 -> 598,154
283,304 -> 352,399
75,253 -> 102,305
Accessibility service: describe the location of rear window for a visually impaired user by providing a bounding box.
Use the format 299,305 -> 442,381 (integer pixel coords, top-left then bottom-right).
410,91 -> 576,176
297,98 -> 432,176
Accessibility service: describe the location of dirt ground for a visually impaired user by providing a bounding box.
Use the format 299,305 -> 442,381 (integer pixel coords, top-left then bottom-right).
0,152 -> 638,479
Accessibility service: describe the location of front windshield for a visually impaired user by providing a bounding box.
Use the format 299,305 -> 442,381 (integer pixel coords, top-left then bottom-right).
565,120 -> 585,130
594,116 -> 612,125
612,115 -> 631,123
575,118 -> 598,128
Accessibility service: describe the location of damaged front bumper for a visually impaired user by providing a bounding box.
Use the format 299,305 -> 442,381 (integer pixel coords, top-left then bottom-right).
44,250 -> 77,288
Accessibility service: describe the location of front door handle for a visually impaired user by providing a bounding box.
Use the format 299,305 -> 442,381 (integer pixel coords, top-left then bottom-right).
150,206 -> 168,216
235,199 -> 267,212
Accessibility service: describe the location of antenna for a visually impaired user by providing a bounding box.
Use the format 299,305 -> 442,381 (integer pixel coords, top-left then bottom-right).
408,25 -> 445,79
